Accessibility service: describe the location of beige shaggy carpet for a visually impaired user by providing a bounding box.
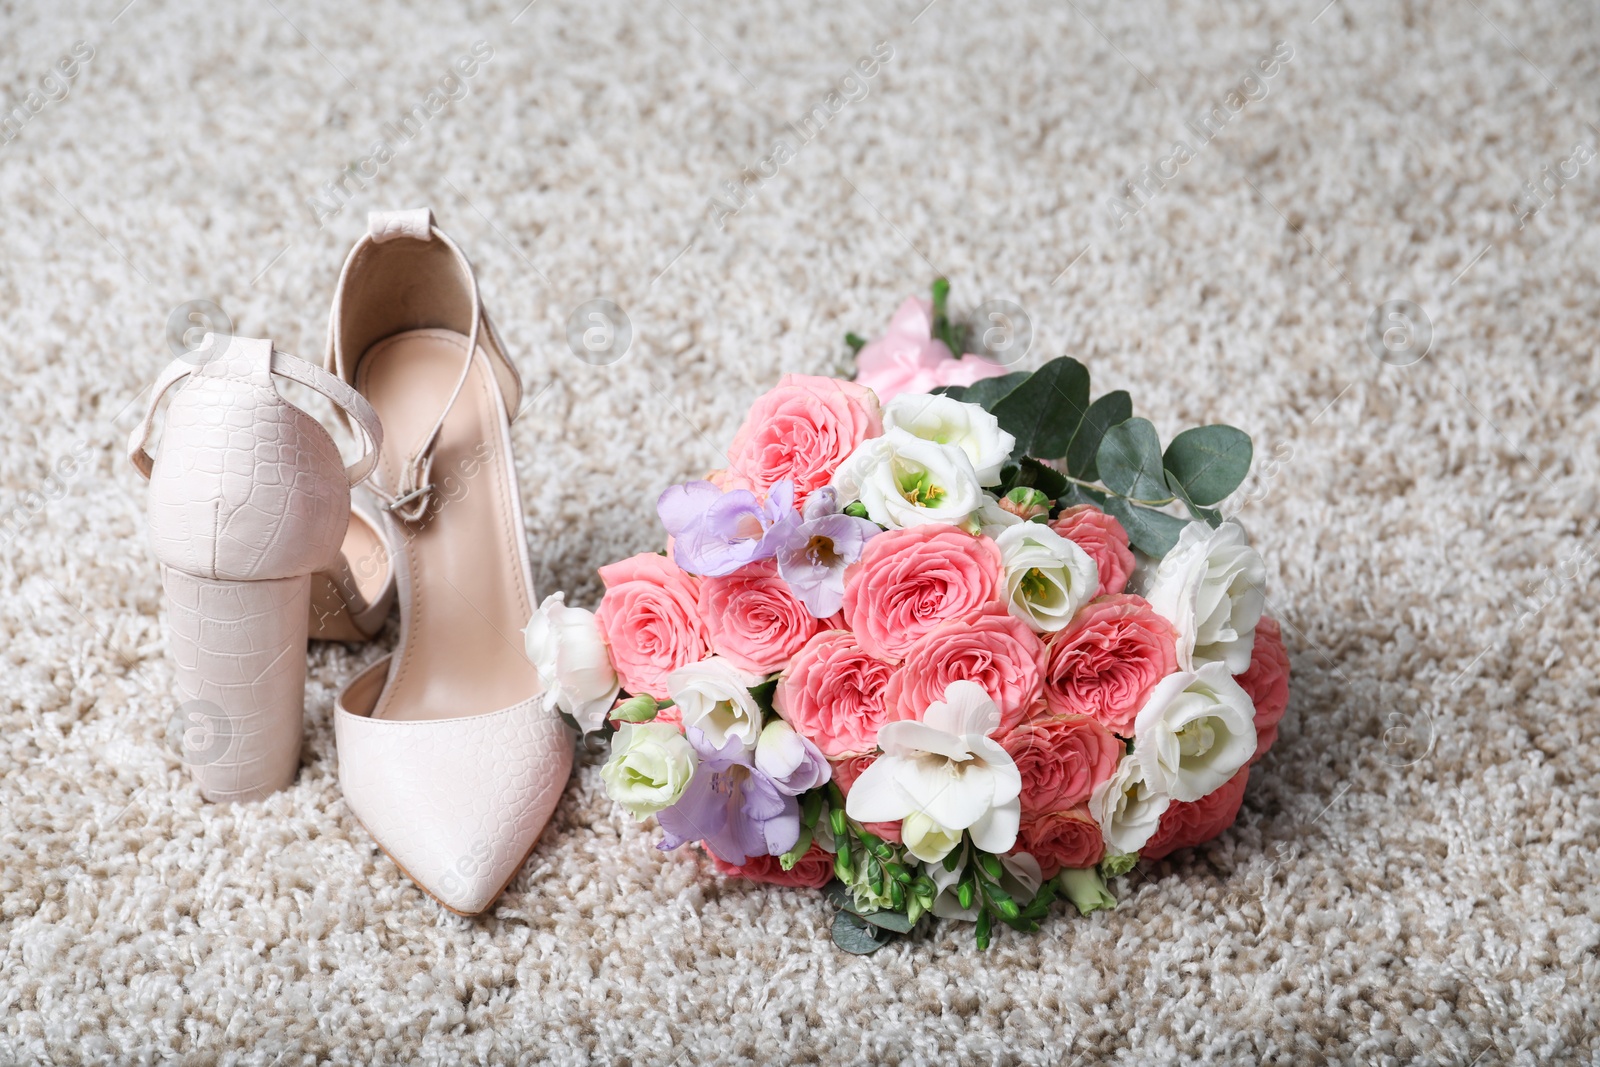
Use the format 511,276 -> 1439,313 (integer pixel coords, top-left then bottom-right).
3,0 -> 1599,1062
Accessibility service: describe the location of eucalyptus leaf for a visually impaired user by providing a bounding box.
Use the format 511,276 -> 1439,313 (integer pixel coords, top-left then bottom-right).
957,371 -> 1031,412
990,356 -> 1090,459
832,910 -> 893,954
1165,472 -> 1222,526
1064,390 -> 1133,481
1101,496 -> 1192,558
854,906 -> 916,933
1097,418 -> 1172,504
1162,425 -> 1252,506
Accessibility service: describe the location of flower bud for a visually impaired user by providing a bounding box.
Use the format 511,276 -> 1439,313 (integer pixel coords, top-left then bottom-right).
612,694 -> 660,723
999,486 -> 1051,521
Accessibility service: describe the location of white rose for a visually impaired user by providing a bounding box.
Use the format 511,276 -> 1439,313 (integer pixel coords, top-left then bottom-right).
667,657 -> 766,752
523,592 -> 620,734
831,428 -> 985,529
1131,662 -> 1257,802
1089,752 -> 1171,854
600,722 -> 696,818
994,522 -> 1099,633
881,392 -> 1016,486
1144,520 -> 1266,672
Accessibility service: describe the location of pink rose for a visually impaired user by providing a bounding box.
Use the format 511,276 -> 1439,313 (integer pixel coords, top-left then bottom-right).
829,753 -> 902,844
1237,616 -> 1290,763
1043,594 -> 1177,734
883,612 -> 1046,733
854,297 -> 1011,402
775,630 -> 896,757
698,561 -> 822,675
1000,713 -> 1122,816
842,526 -> 1003,663
1051,505 -> 1136,598
1141,767 -> 1250,861
707,841 -> 834,888
723,374 -> 882,508
595,553 -> 708,699
1014,805 -> 1105,879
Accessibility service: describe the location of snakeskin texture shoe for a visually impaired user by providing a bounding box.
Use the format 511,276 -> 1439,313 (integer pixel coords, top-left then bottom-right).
324,208 -> 575,916
128,335 -> 383,802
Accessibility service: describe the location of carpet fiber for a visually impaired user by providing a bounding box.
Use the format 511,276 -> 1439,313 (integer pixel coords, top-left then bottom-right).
2,0 -> 1598,1062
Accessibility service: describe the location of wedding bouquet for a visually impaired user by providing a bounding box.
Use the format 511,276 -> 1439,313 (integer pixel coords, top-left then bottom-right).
527,283 -> 1291,952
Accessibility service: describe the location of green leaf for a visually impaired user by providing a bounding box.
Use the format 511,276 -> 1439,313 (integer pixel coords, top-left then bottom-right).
975,908 -> 993,950
990,356 -> 1091,459
1162,425 -> 1252,506
998,457 -> 1068,501
1165,472 -> 1222,526
930,278 -> 964,354
833,911 -> 893,954
929,384 -> 968,400
845,332 -> 867,355
852,906 -> 915,933
958,371 -> 1031,412
1097,418 -> 1171,504
1101,496 -> 1192,558
1064,390 -> 1133,481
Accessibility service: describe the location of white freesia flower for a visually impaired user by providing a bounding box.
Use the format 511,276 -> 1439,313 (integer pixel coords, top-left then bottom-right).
900,811 -> 963,864
845,680 -> 1022,853
927,848 -> 1043,921
667,657 -> 767,752
881,392 -> 1016,486
523,592 -> 621,734
830,427 -> 984,529
994,522 -> 1099,633
1089,752 -> 1171,854
600,722 -> 697,818
1144,520 -> 1266,672
1131,662 -> 1257,802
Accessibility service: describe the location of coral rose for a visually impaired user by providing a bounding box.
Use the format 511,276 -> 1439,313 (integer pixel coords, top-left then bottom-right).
775,630 -> 896,757
724,374 -> 882,508
829,753 -> 901,843
884,613 -> 1046,733
842,525 -> 1003,662
707,841 -> 835,888
1236,616 -> 1290,763
1014,805 -> 1105,878
1141,766 -> 1250,861
1051,505 -> 1136,598
1043,594 -> 1177,734
1001,713 -> 1122,816
595,552 -> 708,699
697,561 -> 823,675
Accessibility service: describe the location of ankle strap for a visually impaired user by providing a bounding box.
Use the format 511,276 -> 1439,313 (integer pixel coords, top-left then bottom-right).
128,335 -> 383,486
326,208 -> 522,522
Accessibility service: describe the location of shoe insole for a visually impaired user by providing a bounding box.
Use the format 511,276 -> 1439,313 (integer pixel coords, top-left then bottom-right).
356,328 -> 540,721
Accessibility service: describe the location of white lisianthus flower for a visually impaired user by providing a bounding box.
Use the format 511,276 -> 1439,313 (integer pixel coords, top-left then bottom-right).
667,657 -> 767,752
1089,752 -> 1171,854
900,811 -> 963,864
994,522 -> 1099,633
927,849 -> 1044,921
830,428 -> 984,529
972,493 -> 1024,538
1131,662 -> 1257,802
600,722 -> 697,818
845,680 -> 1022,852
523,592 -> 621,734
881,392 -> 1017,486
1144,520 -> 1267,673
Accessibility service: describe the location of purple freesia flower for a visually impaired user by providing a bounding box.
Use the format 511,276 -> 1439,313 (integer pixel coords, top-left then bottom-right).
657,480 -> 796,577
656,729 -> 799,865
768,487 -> 882,617
754,720 -> 832,796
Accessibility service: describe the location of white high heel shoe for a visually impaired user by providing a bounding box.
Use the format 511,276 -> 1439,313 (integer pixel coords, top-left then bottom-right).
129,335 -> 383,802
326,208 -> 574,915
